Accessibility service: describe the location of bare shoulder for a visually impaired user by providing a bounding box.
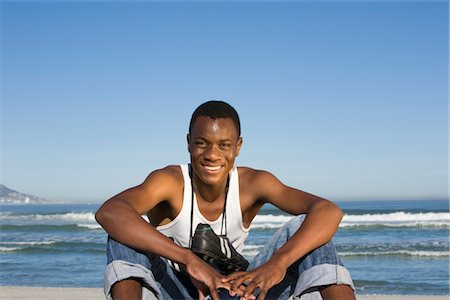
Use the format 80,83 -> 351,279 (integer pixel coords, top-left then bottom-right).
237,167 -> 286,221
104,165 -> 185,216
142,165 -> 185,224
138,165 -> 184,199
238,166 -> 280,184
144,165 -> 183,184
237,166 -> 284,195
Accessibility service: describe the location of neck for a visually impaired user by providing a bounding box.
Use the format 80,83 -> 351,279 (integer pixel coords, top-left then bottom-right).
191,175 -> 228,203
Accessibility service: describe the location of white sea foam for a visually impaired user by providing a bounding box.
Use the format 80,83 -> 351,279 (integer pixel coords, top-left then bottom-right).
0,241 -> 56,246
0,211 -> 97,226
77,223 -> 102,229
1,210 -> 448,229
250,212 -> 450,229
340,250 -> 450,257
0,241 -> 57,252
0,247 -> 22,252
341,212 -> 450,228
250,214 -> 294,229
36,212 -> 96,222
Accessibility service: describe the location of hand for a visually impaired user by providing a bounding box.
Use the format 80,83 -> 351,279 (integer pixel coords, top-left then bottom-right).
222,261 -> 287,300
185,253 -> 230,300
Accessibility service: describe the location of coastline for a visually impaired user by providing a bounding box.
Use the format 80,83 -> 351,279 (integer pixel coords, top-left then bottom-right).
0,286 -> 448,300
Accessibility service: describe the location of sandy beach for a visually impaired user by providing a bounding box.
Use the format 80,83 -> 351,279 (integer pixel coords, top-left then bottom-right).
0,286 -> 448,300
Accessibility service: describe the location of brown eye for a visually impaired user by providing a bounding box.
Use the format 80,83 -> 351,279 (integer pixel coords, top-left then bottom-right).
195,141 -> 207,148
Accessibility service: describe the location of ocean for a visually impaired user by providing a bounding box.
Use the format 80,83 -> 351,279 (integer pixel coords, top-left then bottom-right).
0,200 -> 448,296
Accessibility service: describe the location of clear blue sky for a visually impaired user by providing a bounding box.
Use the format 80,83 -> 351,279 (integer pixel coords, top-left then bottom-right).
1,0 -> 448,203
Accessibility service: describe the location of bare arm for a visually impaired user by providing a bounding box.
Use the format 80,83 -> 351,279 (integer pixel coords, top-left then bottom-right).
95,167 -> 229,299
263,176 -> 343,270
225,169 -> 343,299
95,167 -> 192,262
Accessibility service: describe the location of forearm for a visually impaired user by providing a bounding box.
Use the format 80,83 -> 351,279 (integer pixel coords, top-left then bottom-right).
223,202 -> 342,299
269,201 -> 343,269
95,199 -> 195,266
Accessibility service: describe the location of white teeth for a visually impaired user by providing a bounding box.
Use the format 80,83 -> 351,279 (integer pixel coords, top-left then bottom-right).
204,165 -> 221,171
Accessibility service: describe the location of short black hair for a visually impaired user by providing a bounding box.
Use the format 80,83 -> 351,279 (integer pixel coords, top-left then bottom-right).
189,100 -> 241,136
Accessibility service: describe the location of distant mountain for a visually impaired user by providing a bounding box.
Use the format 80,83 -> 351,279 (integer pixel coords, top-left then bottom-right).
0,184 -> 48,204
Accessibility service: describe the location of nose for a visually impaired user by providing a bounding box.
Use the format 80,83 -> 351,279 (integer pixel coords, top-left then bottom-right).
204,144 -> 220,161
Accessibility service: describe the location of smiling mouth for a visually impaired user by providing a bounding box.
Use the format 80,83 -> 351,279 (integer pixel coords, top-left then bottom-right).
202,165 -> 222,172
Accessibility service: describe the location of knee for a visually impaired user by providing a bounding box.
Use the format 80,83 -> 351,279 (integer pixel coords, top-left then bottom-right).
319,284 -> 356,300
112,277 -> 143,300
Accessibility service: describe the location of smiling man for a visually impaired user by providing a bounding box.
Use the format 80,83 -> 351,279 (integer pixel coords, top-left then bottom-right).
96,101 -> 355,300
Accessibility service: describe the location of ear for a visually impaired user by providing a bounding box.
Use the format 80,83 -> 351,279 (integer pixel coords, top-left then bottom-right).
187,133 -> 191,153
235,136 -> 243,157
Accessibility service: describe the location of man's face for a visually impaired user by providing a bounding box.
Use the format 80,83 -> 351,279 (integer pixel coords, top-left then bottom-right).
188,116 -> 242,187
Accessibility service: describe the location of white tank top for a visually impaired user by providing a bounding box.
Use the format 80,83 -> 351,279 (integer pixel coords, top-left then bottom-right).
157,164 -> 249,253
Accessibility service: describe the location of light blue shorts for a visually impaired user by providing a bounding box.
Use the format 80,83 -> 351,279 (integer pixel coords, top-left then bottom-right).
104,215 -> 354,300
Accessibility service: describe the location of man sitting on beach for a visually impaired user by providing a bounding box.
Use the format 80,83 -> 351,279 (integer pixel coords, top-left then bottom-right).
96,100 -> 355,300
